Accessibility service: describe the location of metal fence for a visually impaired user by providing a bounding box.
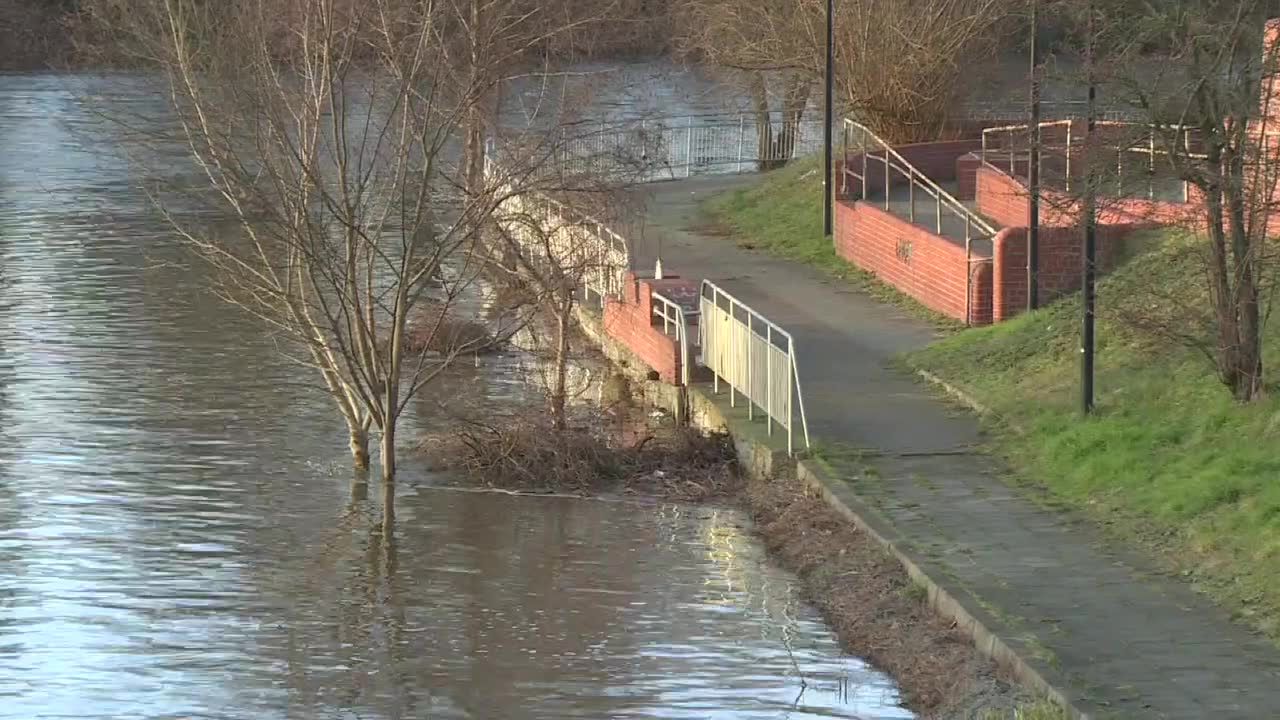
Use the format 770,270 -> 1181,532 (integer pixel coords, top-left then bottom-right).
485,151 -> 631,306
841,118 -> 998,325
651,290 -> 697,387
699,280 -> 810,455
980,119 -> 1202,202
555,113 -> 825,182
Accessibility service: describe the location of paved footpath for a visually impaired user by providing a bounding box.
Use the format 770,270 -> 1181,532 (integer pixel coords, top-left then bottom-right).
631,174 -> 1280,719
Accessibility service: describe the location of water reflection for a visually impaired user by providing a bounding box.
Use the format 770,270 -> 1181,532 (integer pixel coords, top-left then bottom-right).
0,73 -> 911,719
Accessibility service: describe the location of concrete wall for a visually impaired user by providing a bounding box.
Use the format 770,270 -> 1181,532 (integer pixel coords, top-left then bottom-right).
835,200 -> 993,325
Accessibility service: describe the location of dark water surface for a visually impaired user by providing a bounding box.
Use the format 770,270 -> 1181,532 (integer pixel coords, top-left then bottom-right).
0,73 -> 911,719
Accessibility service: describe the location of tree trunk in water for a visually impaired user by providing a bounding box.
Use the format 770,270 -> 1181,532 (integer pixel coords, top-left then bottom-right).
550,302 -> 571,431
349,426 -> 371,469
380,421 -> 396,484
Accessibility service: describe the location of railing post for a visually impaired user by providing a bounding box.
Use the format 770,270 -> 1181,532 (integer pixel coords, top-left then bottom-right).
728,297 -> 736,408
685,117 -> 694,178
1149,131 -> 1157,200
1009,128 -> 1016,174
884,149 -> 890,210
786,341 -> 794,456
766,325 -> 773,437
909,176 -> 916,223
861,136 -> 868,200
981,131 -> 987,167
746,314 -> 754,421
1183,129 -> 1191,203
1117,146 -> 1123,196
1066,122 -> 1073,192
737,115 -> 745,173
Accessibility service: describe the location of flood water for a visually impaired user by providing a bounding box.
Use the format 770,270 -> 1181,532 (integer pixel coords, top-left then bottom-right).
0,73 -> 911,719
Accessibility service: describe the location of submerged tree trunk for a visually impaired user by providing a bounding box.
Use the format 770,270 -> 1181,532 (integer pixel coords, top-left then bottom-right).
380,422 -> 397,484
349,426 -> 371,469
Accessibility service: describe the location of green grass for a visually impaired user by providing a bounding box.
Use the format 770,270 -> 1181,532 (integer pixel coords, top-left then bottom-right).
703,157 -> 962,331
906,228 -> 1280,640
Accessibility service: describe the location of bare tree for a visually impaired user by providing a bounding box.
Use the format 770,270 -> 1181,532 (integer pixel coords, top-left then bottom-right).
1075,0 -> 1280,401
482,151 -> 627,430
675,0 -> 1012,147
75,0 -> 510,482
674,0 -> 823,166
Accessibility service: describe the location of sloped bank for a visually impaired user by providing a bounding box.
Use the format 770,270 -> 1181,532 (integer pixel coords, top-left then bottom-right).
574,306 -> 1060,720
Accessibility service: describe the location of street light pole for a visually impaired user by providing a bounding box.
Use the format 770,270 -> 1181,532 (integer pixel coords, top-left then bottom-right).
823,0 -> 835,237
1081,0 -> 1097,415
1028,0 -> 1041,310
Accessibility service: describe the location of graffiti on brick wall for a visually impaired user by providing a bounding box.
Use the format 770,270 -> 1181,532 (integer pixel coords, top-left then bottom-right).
895,237 -> 913,264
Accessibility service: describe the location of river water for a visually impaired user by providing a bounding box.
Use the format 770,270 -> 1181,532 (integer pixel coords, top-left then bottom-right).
0,72 -> 911,719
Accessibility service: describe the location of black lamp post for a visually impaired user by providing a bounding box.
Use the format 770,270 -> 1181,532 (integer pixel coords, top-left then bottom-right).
1081,0 -> 1097,415
823,0 -> 835,237
1028,0 -> 1041,310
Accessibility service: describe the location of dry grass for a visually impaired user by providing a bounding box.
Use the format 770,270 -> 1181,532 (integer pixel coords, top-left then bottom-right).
417,413 -> 740,502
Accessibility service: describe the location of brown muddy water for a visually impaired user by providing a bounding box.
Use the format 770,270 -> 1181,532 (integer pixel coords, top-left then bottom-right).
0,73 -> 912,719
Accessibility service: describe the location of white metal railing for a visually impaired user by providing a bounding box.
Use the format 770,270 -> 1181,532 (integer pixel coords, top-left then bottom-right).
980,119 -> 1203,202
699,280 -> 810,455
485,147 -> 631,306
840,118 -> 997,325
555,113 -> 825,182
651,290 -> 698,387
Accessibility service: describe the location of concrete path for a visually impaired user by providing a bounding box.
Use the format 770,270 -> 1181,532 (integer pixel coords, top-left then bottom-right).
632,174 -> 1280,719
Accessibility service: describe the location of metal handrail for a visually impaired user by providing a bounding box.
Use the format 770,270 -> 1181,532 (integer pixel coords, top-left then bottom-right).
484,144 -> 631,305
698,280 -> 810,455
841,118 -> 996,325
980,119 -> 1204,200
842,118 -> 998,239
651,291 -> 697,387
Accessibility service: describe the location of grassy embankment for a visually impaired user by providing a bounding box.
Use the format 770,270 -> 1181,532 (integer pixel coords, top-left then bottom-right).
906,229 -> 1280,640
703,156 -> 962,330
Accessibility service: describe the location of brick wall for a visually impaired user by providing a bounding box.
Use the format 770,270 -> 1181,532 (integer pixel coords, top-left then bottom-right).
897,140 -> 983,183
956,153 -> 982,200
602,273 -> 682,383
992,224 -> 1144,322
976,164 -> 1031,228
835,200 -> 993,325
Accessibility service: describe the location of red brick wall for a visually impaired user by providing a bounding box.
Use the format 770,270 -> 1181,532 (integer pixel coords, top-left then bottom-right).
976,164 -> 1031,228
602,273 -> 681,383
956,153 -> 982,200
992,223 -> 1142,322
897,140 -> 983,183
835,200 -> 992,325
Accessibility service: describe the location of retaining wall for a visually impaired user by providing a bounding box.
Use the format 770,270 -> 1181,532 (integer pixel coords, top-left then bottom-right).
601,273 -> 690,384
835,200 -> 992,325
